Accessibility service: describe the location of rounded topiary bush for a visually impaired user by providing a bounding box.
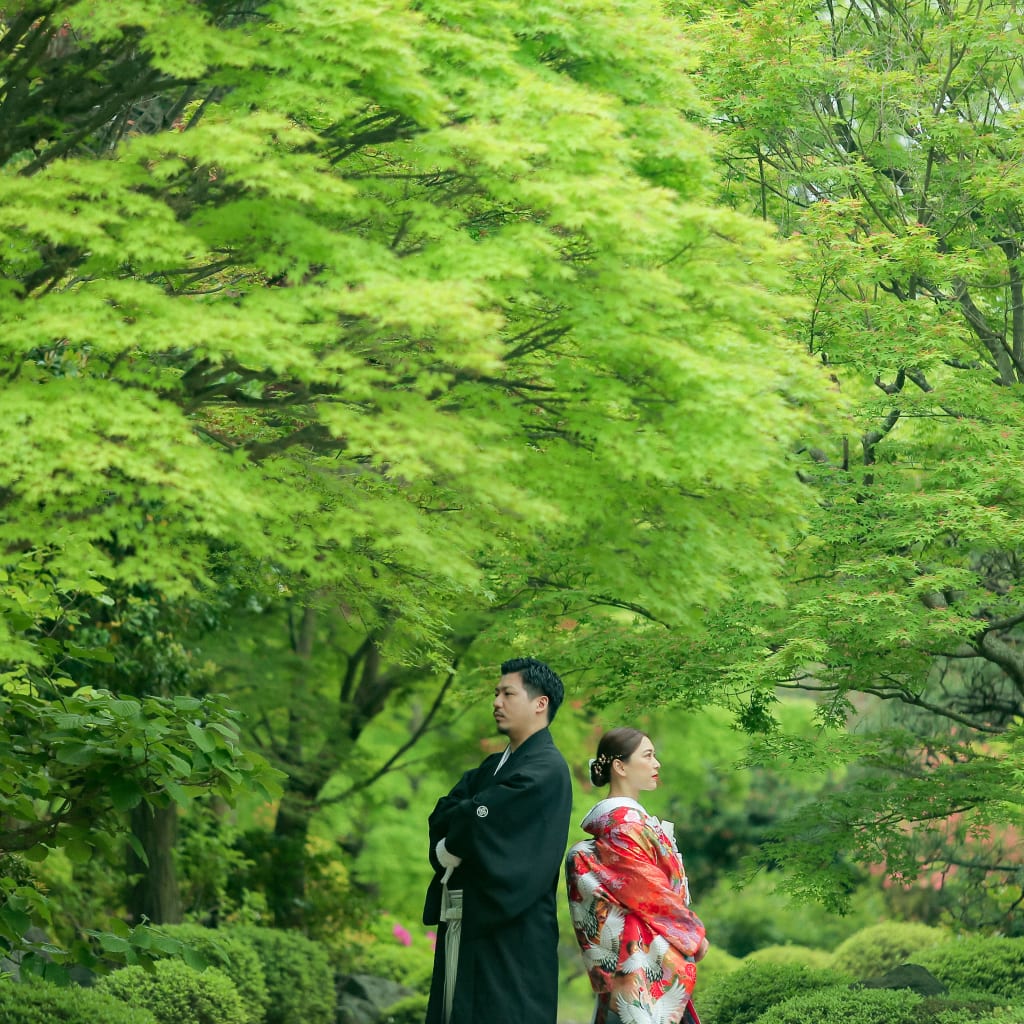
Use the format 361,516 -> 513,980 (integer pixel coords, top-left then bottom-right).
159,924 -> 269,1024
919,992 -> 1014,1022
230,926 -> 333,1024
946,1009 -> 1024,1024
744,945 -> 833,970
0,978 -> 157,1024
830,922 -> 947,978
95,959 -> 246,1024
757,986 -> 923,1024
343,937 -> 433,991
691,944 -> 741,999
696,961 -> 850,1024
915,937 -> 1024,1000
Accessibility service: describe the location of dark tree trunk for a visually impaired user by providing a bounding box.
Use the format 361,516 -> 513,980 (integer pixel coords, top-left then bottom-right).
127,803 -> 183,924
267,605 -> 319,928
267,789 -> 315,929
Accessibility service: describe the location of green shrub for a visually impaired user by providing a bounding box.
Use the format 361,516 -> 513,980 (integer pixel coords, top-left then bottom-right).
760,987 -> 1013,1024
744,945 -> 833,969
0,978 -> 156,1024
943,1009 -> 1024,1024
692,944 -> 741,1000
230,927 -> 333,1024
160,924 -> 269,1024
695,878 -> 886,958
382,993 -> 429,1024
95,959 -> 245,1024
915,937 -> 1024,1000
923,993 -> 1013,1022
696,962 -> 849,1024
829,922 -> 947,978
757,986 -> 923,1024
343,939 -> 433,992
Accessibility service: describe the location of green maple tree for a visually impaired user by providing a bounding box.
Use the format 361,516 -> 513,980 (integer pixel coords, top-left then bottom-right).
2,0 -> 828,942
652,0 -> 1024,926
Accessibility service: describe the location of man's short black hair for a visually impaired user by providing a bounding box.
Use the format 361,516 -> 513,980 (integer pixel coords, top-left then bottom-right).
500,656 -> 564,723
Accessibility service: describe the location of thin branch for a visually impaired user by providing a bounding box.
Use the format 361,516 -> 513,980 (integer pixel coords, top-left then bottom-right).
320,660 -> 463,805
859,684 -> 1006,734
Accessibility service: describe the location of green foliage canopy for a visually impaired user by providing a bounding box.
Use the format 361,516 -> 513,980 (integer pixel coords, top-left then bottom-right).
1,0 -> 828,942
2,0 -> 821,671
658,0 -> 1024,920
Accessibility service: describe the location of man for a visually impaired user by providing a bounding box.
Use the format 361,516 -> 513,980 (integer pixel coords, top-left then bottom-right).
423,657 -> 573,1024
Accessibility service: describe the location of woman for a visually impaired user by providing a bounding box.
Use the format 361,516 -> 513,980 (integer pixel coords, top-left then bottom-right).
565,728 -> 707,1024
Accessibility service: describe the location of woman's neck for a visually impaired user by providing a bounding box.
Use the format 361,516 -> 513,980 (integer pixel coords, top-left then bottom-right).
608,779 -> 641,803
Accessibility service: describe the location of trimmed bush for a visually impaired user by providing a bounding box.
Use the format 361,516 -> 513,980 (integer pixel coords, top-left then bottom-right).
231,926 -> 333,1024
382,993 -> 429,1024
941,1009 -> 1024,1024
342,935 -> 433,993
95,959 -> 246,1024
694,877 -> 885,958
757,986 -> 923,1024
691,944 -> 741,999
696,961 -> 850,1024
922,993 -> 1015,1022
830,922 -> 947,978
744,945 -> 833,970
0,978 -> 156,1024
760,987 -> 1012,1024
160,925 -> 269,1024
915,937 -> 1024,1000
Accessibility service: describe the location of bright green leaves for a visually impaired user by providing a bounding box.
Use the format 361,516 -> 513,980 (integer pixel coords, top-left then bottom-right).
679,0 -> 1024,917
0,687 -> 283,864
0,681 -> 283,970
0,681 -> 283,943
1,0 -> 841,949
82,918 -> 208,971
2,0 -> 826,653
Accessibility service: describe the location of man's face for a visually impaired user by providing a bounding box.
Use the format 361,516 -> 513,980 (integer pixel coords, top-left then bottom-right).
493,671 -> 546,743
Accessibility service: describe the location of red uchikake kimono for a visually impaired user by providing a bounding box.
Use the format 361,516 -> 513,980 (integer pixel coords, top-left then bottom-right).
565,798 -> 705,1024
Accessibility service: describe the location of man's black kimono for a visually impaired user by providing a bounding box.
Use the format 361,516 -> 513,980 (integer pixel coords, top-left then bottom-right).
422,728 -> 573,1024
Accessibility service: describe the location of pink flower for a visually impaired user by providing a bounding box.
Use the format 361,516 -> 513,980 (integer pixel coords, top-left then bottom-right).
427,930 -> 437,951
392,923 -> 412,947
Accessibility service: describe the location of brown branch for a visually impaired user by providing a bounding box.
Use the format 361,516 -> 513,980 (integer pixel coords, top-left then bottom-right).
955,279 -> 1014,384
938,855 -> 1024,874
19,68 -> 176,175
973,632 -> 1024,692
320,659 -> 464,806
874,368 -> 906,395
862,408 -> 901,467
860,684 -> 1006,734
340,635 -> 375,705
244,424 -> 338,461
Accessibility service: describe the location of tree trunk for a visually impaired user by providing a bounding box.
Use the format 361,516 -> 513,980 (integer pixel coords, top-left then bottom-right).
267,788 -> 315,929
127,803 -> 183,924
266,604 -> 319,928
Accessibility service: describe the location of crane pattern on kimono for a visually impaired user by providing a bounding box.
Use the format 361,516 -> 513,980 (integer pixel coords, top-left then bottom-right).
614,980 -> 690,1024
569,858 -> 601,936
583,904 -> 626,974
565,798 -> 705,1024
622,934 -> 670,984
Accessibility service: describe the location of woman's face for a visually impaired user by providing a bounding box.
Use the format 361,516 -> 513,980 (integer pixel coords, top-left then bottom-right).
617,735 -> 660,793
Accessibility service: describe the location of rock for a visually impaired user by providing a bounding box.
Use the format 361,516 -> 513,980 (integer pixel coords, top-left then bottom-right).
336,972 -> 417,1024
859,963 -> 946,996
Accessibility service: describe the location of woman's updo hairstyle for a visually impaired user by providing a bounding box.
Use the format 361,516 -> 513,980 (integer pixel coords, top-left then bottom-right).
589,727 -> 647,787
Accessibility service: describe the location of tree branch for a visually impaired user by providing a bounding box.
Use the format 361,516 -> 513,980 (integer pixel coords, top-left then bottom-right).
320,659 -> 463,806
